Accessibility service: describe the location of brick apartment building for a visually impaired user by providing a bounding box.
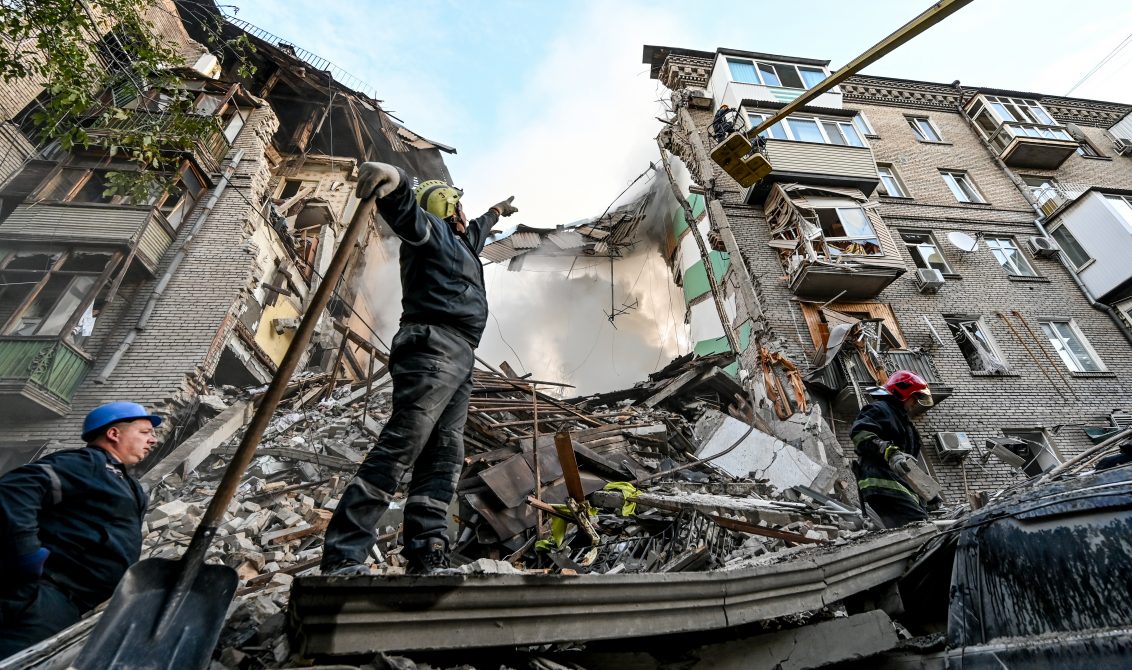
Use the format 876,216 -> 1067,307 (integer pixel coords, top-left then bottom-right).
646,44 -> 1132,503
0,1 -> 454,473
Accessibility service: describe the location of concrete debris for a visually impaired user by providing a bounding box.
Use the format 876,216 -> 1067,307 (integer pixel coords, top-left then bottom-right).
118,355 -> 881,668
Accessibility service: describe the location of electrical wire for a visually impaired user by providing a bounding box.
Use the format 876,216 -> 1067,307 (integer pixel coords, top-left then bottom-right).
1065,31 -> 1132,96
489,310 -> 527,375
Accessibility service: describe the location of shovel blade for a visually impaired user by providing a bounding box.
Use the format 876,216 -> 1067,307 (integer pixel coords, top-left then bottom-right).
73,558 -> 239,670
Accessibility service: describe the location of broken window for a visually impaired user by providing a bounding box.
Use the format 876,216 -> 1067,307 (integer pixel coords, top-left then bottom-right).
278,178 -> 318,200
0,249 -> 117,342
945,317 -> 1008,373
900,231 -> 951,273
800,301 -> 906,351
39,167 -> 116,204
1000,429 -> 1062,477
1039,319 -> 1104,373
812,206 -> 881,256
985,237 -> 1037,277
161,164 -> 206,230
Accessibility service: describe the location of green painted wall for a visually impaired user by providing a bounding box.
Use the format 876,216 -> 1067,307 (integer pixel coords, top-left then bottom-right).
681,251 -> 730,303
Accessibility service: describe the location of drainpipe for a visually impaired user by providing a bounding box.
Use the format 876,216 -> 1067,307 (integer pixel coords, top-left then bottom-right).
950,85 -> 1132,346
95,150 -> 246,383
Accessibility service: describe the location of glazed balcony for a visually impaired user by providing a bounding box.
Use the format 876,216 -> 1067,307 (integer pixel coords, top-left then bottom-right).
0,202 -> 174,275
0,337 -> 92,418
987,122 -> 1078,169
743,139 -> 880,204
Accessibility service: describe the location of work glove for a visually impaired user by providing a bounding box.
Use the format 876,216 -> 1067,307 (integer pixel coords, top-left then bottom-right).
4,547 -> 49,581
490,196 -> 518,217
883,443 -> 903,464
888,451 -> 913,477
355,162 -> 401,200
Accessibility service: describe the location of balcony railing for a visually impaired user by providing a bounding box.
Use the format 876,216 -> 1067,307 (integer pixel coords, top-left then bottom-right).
85,109 -> 231,174
0,202 -> 175,275
0,337 -> 92,418
987,121 -> 1078,169
808,348 -> 952,415
1030,183 -> 1090,218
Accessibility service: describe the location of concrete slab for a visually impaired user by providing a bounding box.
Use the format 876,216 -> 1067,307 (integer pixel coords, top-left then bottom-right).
694,410 -> 835,491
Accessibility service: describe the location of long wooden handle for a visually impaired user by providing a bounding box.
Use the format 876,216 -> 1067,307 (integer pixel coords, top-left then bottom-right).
198,198 -> 376,529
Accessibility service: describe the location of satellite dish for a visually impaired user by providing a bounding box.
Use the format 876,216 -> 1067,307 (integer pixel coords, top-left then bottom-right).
947,231 -> 979,253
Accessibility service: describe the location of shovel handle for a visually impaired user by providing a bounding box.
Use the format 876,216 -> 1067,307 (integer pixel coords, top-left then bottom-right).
196,197 -> 376,532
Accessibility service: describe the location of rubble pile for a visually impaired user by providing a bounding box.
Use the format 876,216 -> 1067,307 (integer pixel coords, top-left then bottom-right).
137,356 -> 866,668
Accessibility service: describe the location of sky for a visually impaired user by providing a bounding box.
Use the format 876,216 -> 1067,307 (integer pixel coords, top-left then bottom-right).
224,0 -> 1132,393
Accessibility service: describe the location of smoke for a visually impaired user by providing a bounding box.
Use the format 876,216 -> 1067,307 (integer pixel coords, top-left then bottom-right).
353,171 -> 692,396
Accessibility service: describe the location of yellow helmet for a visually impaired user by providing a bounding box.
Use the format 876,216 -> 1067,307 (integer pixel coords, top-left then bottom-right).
415,180 -> 463,220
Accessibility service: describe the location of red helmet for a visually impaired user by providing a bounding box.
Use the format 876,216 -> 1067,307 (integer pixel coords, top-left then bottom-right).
884,370 -> 933,406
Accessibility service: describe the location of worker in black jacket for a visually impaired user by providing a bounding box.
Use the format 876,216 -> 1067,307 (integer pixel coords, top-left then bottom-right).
0,402 -> 159,658
321,162 -> 517,576
850,370 -> 933,529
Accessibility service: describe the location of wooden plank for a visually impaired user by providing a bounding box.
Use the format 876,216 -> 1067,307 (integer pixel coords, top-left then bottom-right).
554,431 -> 585,503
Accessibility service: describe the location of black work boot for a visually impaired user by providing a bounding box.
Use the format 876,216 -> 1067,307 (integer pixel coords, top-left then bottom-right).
404,537 -> 456,575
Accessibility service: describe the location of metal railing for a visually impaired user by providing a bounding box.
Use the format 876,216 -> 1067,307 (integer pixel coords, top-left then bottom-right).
222,14 -> 382,104
1029,183 -> 1091,217
85,108 -> 230,172
883,349 -> 944,384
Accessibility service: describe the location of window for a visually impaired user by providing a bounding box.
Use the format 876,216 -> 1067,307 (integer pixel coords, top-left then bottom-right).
907,116 -> 942,142
851,112 -> 875,137
945,317 -> 1008,373
1076,141 -> 1102,157
161,164 -> 206,230
900,231 -> 951,273
983,96 -> 1057,126
748,111 -> 865,146
1104,194 -> 1132,233
1039,320 -> 1104,372
1048,225 -> 1091,269
813,206 -> 882,256
277,178 -> 319,201
877,164 -> 909,198
40,168 -> 116,204
727,58 -> 827,90
0,249 -> 117,342
221,102 -> 250,143
941,171 -> 985,204
1001,429 -> 1062,477
726,58 -> 760,85
985,237 -> 1037,277
745,113 -> 786,140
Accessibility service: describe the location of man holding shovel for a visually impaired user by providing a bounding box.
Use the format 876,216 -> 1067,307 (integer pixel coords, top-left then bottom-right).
0,402 -> 159,657
320,163 -> 517,576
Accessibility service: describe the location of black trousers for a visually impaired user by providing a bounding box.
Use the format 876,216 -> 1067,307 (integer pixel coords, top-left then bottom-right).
867,494 -> 929,529
322,323 -> 474,567
0,581 -> 83,659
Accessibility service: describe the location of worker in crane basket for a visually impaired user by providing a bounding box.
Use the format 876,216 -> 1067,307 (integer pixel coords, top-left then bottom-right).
850,370 -> 933,529
320,163 -> 517,576
0,402 -> 159,657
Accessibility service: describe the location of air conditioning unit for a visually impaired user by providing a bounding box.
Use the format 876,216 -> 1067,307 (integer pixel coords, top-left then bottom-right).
914,268 -> 945,294
1026,236 -> 1061,258
935,431 -> 975,463
1114,138 -> 1132,156
685,89 -> 713,109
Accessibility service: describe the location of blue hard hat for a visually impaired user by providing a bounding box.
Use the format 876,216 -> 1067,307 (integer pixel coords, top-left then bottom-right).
82,402 -> 162,442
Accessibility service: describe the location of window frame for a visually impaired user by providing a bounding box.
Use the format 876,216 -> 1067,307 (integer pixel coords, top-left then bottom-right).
1038,319 -> 1106,373
907,115 -> 943,142
1001,428 -> 1063,477
985,236 -> 1038,277
940,170 -> 986,204
1047,223 -> 1092,270
900,230 -> 953,274
812,205 -> 883,257
1102,194 -> 1132,234
0,248 -> 122,344
726,57 -> 829,91
746,110 -> 866,147
877,163 -> 910,198
851,112 -> 876,137
944,315 -> 1009,374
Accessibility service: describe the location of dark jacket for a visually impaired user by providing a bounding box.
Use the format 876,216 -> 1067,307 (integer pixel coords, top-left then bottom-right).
850,395 -> 925,504
377,170 -> 500,346
0,446 -> 147,611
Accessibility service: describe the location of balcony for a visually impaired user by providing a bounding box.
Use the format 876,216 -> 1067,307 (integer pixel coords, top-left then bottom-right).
0,202 -> 174,275
742,139 -> 880,205
0,337 -> 92,418
85,109 -> 231,175
987,122 -> 1078,169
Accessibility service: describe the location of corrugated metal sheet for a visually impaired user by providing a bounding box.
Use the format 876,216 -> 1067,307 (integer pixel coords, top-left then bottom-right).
480,241 -> 522,264
509,231 -> 542,250
547,230 -> 585,250
764,140 -> 877,181
137,216 -> 174,273
0,203 -> 152,246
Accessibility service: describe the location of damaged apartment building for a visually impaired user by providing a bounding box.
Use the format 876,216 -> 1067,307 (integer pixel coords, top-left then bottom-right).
0,0 -> 454,473
645,43 -> 1132,503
